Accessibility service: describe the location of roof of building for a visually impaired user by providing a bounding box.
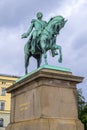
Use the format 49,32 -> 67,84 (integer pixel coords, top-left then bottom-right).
0,74 -> 20,78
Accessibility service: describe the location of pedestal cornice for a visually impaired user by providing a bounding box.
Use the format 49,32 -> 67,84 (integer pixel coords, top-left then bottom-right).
6,65 -> 84,93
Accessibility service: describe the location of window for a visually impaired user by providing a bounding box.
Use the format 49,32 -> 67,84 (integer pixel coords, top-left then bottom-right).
2,82 -> 6,85
0,118 -> 4,127
1,88 -> 6,96
0,101 -> 5,110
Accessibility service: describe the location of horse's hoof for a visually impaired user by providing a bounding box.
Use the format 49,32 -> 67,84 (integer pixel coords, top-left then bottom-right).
45,63 -> 48,65
58,59 -> 62,63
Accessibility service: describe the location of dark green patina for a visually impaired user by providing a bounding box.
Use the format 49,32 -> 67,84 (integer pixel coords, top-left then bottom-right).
21,12 -> 67,74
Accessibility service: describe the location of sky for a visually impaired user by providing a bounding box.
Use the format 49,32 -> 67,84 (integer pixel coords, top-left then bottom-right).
0,0 -> 87,100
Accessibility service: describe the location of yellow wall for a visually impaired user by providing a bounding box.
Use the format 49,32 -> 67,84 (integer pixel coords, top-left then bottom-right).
0,75 -> 19,111
0,75 -> 19,128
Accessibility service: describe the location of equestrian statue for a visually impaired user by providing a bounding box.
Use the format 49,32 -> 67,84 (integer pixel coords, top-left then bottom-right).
21,12 -> 67,74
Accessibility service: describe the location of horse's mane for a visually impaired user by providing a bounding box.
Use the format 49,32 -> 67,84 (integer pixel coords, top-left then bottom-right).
47,15 -> 64,26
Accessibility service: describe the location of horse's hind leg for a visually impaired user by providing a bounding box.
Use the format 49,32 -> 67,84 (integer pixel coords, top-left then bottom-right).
37,55 -> 42,68
25,53 -> 30,74
40,38 -> 48,65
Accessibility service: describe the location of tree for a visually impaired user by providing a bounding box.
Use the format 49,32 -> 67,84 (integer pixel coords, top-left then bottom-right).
76,89 -> 87,130
80,104 -> 87,130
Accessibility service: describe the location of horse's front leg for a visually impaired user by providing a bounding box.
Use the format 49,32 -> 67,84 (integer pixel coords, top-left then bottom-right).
57,45 -> 62,63
41,40 -> 48,65
54,44 -> 62,63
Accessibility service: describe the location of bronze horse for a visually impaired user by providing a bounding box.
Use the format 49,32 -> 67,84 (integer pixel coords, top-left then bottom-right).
24,16 -> 67,74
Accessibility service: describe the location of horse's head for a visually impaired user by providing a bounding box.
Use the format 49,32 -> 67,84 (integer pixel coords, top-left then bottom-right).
48,16 -> 67,35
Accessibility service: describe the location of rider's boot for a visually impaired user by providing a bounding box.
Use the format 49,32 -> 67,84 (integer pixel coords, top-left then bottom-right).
31,40 -> 35,54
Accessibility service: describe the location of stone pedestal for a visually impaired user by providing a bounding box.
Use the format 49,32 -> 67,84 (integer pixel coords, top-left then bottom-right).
6,66 -> 84,130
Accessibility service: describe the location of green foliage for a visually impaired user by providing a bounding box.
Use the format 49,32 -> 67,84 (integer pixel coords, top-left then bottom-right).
80,104 -> 87,130
76,89 -> 85,117
76,89 -> 87,130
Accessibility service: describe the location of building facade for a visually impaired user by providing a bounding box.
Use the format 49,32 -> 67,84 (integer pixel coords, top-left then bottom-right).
0,74 -> 19,130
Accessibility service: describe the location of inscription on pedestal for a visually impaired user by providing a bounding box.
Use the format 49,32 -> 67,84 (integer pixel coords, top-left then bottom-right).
14,90 -> 35,122
19,103 -> 29,111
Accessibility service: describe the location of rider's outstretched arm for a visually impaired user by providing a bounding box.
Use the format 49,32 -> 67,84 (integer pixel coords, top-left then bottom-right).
21,20 -> 34,38
26,22 -> 34,36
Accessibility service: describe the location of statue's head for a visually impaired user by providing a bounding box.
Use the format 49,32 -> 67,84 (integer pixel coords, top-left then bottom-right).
48,16 -> 67,35
36,12 -> 43,19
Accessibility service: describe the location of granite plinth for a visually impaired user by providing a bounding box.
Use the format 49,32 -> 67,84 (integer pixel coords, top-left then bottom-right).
6,66 -> 84,130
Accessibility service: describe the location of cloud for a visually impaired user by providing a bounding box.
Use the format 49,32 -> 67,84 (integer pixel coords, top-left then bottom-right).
0,0 -> 35,27
45,0 -> 87,19
0,0 -> 87,100
0,26 -> 24,75
0,0 -> 63,27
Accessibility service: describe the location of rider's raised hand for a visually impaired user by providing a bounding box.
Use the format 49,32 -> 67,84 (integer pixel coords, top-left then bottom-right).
21,33 -> 27,39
